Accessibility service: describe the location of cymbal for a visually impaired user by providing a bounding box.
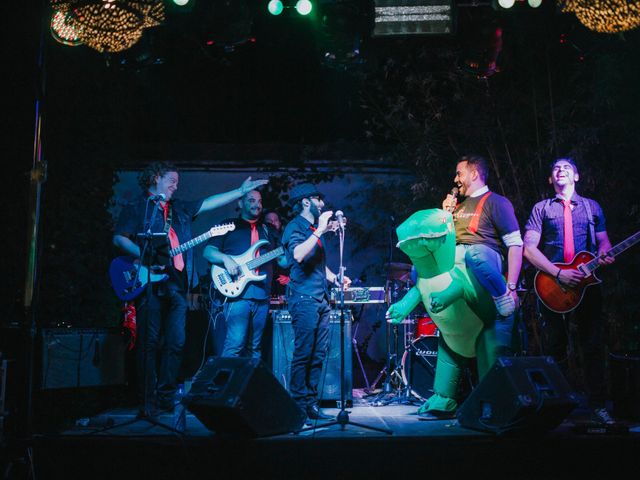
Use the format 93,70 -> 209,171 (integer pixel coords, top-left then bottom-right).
385,262 -> 412,272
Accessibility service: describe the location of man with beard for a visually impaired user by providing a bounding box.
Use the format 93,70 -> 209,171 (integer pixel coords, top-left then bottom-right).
282,183 -> 351,421
204,189 -> 287,358
442,154 -> 523,355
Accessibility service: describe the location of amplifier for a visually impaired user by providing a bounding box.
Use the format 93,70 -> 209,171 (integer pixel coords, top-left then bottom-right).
330,286 -> 386,304
272,310 -> 352,404
41,328 -> 127,389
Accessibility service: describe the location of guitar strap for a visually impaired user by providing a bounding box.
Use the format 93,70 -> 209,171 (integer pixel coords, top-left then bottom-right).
582,198 -> 596,253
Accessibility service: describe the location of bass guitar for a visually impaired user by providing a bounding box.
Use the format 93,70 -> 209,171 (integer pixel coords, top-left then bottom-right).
211,240 -> 284,298
110,222 -> 235,301
534,230 -> 640,313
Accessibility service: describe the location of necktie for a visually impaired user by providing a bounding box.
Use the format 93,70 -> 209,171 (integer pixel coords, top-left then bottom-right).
563,200 -> 574,263
249,221 -> 260,273
162,204 -> 184,271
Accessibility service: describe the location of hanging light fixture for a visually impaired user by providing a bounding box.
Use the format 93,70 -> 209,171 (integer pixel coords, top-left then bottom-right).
50,0 -> 165,53
560,0 -> 640,34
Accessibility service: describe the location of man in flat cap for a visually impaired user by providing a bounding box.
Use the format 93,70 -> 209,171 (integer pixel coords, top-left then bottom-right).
281,183 -> 350,422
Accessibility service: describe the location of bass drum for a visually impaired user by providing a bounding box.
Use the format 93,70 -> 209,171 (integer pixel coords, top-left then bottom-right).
401,335 -> 439,401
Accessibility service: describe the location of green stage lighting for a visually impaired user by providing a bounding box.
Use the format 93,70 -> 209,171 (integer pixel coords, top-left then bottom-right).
268,0 -> 284,15
295,0 -> 313,16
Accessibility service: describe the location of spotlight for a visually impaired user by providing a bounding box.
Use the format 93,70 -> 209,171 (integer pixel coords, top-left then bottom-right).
172,0 -> 191,5
498,0 -> 515,8
267,0 -> 284,15
527,0 -> 542,7
295,0 -> 313,16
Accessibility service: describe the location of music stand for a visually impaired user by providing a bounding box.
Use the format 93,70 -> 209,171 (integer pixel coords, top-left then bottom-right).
299,219 -> 392,435
88,198 -> 183,436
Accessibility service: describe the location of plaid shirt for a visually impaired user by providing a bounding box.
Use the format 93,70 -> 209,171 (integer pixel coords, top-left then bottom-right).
525,193 -> 606,263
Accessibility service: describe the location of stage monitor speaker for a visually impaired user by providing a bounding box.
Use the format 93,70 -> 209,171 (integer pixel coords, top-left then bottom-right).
457,356 -> 578,435
272,309 -> 352,404
183,357 -> 306,437
40,328 -> 127,389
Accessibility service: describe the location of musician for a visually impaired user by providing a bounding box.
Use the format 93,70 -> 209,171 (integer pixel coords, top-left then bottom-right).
443,154 -> 523,355
523,157 -> 614,424
203,190 -> 288,359
113,162 -> 268,414
282,183 -> 350,421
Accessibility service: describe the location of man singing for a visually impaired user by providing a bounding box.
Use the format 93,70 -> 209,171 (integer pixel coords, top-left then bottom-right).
281,183 -> 350,421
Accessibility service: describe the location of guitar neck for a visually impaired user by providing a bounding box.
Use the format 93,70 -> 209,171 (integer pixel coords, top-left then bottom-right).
169,224 -> 233,257
584,230 -> 640,273
246,247 -> 284,270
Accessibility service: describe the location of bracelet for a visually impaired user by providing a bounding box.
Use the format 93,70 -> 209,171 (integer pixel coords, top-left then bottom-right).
555,269 -> 562,280
312,232 -> 320,239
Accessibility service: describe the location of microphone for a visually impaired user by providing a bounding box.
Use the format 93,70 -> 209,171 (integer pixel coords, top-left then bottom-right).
149,193 -> 166,201
445,187 -> 458,213
335,210 -> 346,229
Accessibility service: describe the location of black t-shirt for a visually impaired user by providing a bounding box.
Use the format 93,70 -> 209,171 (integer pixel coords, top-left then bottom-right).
282,215 -> 328,300
115,195 -> 204,292
207,217 -> 279,300
454,191 -> 520,255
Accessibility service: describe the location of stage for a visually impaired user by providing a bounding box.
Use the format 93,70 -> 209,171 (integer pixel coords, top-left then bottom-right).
28,395 -> 640,480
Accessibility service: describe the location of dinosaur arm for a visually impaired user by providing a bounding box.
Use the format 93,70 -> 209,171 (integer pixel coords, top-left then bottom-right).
429,281 -> 465,314
386,286 -> 421,324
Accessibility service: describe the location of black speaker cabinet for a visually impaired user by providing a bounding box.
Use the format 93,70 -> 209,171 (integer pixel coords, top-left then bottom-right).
40,328 -> 127,389
272,309 -> 352,404
183,357 -> 306,437
457,356 -> 578,435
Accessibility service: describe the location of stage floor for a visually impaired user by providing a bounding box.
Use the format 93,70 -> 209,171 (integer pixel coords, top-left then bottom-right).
29,394 -> 640,480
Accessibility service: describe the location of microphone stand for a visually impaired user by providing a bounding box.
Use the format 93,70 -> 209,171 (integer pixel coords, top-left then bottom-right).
87,198 -> 183,436
299,219 -> 392,435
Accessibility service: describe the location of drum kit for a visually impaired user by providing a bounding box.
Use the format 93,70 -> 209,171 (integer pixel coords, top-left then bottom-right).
366,262 -> 439,406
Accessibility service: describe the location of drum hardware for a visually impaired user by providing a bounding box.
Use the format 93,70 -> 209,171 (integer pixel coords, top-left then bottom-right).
366,315 -> 435,406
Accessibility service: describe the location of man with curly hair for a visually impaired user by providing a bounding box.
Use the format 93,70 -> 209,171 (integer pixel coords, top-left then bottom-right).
113,162 -> 268,415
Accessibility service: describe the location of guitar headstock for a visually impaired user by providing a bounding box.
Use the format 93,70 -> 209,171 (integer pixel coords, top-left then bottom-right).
210,222 -> 236,237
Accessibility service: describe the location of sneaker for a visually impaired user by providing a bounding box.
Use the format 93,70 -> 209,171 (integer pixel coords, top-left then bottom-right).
591,407 -> 616,425
493,291 -> 515,317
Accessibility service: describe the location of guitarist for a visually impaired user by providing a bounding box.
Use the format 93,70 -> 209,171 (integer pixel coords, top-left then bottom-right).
203,189 -> 288,359
523,157 -> 615,425
113,161 -> 268,414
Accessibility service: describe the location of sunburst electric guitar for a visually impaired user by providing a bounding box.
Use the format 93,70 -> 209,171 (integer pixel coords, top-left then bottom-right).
110,222 -> 235,301
211,240 -> 284,298
534,230 -> 640,313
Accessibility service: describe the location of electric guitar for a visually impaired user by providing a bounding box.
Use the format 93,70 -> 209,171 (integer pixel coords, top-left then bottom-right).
110,222 -> 235,301
534,230 -> 640,313
211,240 -> 284,298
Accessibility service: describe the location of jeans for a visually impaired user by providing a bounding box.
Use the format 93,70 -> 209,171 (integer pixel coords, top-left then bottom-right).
221,298 -> 270,358
136,288 -> 187,408
287,293 -> 331,408
458,243 -> 517,355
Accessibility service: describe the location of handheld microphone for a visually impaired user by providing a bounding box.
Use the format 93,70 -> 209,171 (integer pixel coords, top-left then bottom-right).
335,210 -> 346,229
445,187 -> 458,213
149,193 -> 166,201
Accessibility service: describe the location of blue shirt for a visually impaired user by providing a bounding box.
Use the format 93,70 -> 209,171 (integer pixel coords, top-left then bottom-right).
282,215 -> 329,300
525,193 -> 606,263
114,195 -> 204,291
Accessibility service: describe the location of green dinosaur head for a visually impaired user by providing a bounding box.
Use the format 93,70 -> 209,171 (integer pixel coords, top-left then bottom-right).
396,209 -> 456,278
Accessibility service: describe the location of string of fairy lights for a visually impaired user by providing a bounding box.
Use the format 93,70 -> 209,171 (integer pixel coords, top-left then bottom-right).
48,0 -> 640,56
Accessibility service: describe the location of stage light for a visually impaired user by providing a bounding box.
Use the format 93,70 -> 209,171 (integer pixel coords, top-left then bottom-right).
268,0 -> 284,15
172,0 -> 190,5
295,0 -> 313,16
498,0 -> 516,8
373,1 -> 454,37
528,0 -> 543,7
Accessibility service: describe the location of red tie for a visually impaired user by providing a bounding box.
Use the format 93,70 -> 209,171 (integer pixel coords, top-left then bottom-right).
161,204 -> 184,271
249,221 -> 260,273
563,200 -> 574,263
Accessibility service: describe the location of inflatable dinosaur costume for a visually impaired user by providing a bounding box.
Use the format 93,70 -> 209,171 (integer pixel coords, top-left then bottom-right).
386,209 -> 499,416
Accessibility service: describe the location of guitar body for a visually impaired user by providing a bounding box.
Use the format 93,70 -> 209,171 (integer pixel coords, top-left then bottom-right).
211,240 -> 271,298
109,256 -> 169,301
534,251 -> 601,314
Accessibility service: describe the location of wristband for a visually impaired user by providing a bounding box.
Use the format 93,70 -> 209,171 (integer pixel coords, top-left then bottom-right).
555,269 -> 562,280
312,231 -> 320,239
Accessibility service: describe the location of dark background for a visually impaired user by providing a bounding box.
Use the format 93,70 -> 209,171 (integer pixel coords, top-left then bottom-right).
3,0 -> 640,433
